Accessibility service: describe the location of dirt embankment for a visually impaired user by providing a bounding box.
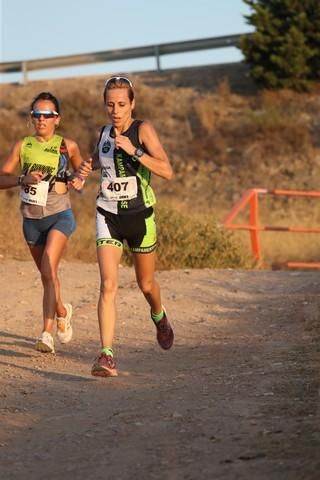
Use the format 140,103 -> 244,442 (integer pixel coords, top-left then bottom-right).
2,63 -> 320,215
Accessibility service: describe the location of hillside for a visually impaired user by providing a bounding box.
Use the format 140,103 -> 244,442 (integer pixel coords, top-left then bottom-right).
1,64 -> 320,210
1,63 -> 320,265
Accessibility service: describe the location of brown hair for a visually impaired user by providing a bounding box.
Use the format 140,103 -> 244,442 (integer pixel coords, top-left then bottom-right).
103,76 -> 134,103
30,91 -> 60,113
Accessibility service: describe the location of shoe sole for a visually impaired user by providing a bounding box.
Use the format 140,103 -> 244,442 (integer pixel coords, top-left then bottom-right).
91,365 -> 118,377
157,336 -> 174,350
35,341 -> 55,354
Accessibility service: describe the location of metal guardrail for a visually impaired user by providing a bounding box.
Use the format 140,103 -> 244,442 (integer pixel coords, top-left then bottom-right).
223,188 -> 320,269
0,33 -> 247,84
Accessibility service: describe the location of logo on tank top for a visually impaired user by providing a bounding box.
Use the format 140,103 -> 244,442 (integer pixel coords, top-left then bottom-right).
102,140 -> 111,154
44,146 -> 58,154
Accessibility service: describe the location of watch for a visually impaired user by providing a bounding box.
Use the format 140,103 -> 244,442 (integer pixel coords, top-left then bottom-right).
132,147 -> 145,162
17,174 -> 25,186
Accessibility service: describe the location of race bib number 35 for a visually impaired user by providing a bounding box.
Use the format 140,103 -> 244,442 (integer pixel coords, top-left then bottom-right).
20,181 -> 49,207
101,176 -> 137,201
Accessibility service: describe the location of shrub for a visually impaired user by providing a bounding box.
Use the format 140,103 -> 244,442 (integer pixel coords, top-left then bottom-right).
123,205 -> 250,270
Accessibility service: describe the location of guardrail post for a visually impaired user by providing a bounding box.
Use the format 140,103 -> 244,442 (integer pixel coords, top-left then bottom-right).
154,45 -> 161,72
21,61 -> 28,85
249,190 -> 262,263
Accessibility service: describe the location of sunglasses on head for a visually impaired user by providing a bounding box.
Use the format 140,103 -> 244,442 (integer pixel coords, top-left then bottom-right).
30,110 -> 59,119
104,76 -> 134,88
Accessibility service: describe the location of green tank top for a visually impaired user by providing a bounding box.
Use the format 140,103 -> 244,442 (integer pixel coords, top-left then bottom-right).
19,135 -> 72,219
20,134 -> 65,180
20,135 -> 61,173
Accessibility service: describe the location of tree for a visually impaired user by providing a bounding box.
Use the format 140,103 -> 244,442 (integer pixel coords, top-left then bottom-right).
240,0 -> 320,91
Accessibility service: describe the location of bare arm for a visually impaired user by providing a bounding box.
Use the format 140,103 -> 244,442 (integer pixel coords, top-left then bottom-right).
114,121 -> 174,180
76,125 -> 103,179
65,138 -> 83,172
0,175 -> 22,189
0,140 -> 42,189
77,146 -> 101,179
0,140 -> 23,176
64,138 -> 85,190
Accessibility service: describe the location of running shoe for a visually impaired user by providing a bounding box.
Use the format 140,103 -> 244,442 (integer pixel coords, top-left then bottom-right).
35,331 -> 55,353
91,353 -> 118,377
56,303 -> 73,344
152,308 -> 174,350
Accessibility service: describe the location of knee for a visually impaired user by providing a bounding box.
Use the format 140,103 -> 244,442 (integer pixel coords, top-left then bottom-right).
40,265 -> 56,285
137,277 -> 154,296
100,278 -> 118,298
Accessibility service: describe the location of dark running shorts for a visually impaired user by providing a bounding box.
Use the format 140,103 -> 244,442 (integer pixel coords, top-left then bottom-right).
96,206 -> 158,253
23,208 -> 76,246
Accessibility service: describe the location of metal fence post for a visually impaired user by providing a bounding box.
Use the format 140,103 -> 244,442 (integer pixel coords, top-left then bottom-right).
21,61 -> 28,85
249,190 -> 262,263
154,45 -> 161,72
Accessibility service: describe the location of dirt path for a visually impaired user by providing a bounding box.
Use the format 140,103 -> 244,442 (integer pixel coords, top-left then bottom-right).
1,260 -> 320,480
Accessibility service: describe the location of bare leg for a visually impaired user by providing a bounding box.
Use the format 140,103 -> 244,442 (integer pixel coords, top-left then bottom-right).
29,229 -> 68,333
96,245 -> 122,348
133,251 -> 162,314
133,250 -> 174,350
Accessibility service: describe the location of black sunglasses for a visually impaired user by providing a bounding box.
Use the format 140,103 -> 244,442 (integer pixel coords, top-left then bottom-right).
31,110 -> 59,119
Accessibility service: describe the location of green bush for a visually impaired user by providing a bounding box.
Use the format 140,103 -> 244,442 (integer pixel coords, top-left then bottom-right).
123,205 -> 250,270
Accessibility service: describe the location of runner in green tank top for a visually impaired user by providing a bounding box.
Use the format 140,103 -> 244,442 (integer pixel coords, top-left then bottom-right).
0,92 -> 85,354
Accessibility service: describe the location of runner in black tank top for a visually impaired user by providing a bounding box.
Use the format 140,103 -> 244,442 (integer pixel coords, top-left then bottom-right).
79,76 -> 175,377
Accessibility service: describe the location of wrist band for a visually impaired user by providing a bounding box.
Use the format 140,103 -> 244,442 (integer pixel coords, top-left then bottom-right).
18,175 -> 25,186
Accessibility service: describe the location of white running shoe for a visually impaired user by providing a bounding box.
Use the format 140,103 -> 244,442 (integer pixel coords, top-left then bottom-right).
56,303 -> 73,344
35,331 -> 55,353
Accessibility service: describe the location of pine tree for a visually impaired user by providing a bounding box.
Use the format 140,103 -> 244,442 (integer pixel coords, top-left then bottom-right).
240,0 -> 320,91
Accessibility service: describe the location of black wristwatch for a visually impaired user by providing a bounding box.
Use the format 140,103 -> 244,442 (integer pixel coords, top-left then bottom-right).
132,147 -> 145,162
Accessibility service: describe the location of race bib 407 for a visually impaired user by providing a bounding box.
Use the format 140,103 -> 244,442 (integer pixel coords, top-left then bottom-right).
101,176 -> 137,201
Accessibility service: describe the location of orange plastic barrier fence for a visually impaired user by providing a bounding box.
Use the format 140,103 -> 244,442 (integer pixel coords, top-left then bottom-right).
223,188 -> 320,268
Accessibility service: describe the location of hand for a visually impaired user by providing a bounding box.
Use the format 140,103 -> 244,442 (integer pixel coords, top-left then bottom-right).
24,171 -> 44,184
114,128 -> 135,155
69,176 -> 85,191
78,158 -> 93,178
65,170 -> 85,192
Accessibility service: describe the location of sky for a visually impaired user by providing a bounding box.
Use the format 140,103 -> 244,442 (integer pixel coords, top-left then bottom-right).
0,0 -> 253,83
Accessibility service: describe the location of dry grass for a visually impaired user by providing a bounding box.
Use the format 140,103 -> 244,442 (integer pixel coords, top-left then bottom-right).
1,65 -> 320,268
